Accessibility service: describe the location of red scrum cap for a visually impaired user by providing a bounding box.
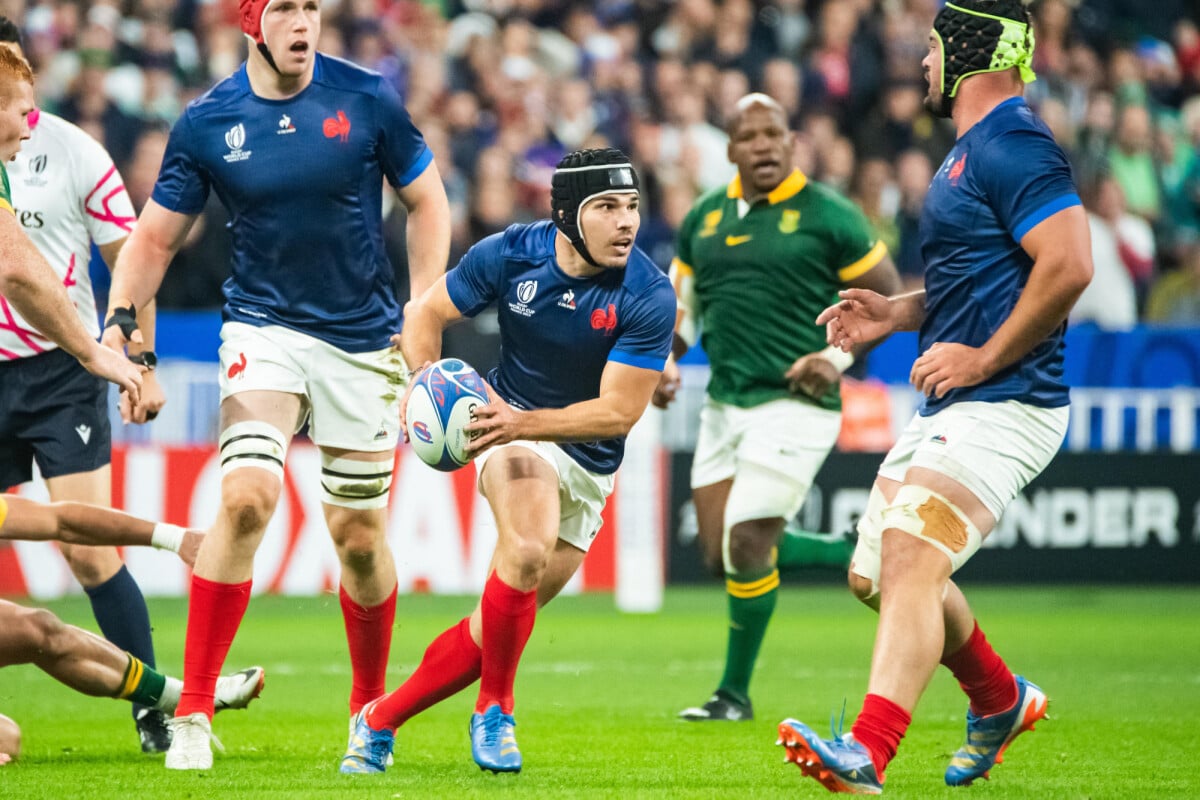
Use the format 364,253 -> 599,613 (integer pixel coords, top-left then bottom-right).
239,0 -> 275,45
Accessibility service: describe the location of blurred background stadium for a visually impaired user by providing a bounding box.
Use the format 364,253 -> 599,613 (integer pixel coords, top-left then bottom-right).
2,0 -> 1199,599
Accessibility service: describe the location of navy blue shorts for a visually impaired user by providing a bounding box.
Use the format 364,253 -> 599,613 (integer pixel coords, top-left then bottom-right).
0,347 -> 112,489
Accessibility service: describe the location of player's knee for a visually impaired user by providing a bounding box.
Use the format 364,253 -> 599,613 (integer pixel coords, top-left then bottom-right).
57,544 -> 119,586
220,476 -> 280,537
505,535 -> 553,584
0,714 -> 20,764
329,512 -> 385,572
723,519 -> 778,573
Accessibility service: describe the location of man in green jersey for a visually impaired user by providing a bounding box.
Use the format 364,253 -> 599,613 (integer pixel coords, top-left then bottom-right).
656,93 -> 901,721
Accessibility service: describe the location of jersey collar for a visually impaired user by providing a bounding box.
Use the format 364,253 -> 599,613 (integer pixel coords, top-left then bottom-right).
726,168 -> 808,205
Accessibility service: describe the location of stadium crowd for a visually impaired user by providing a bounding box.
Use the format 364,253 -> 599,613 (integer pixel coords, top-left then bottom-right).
7,0 -> 1200,328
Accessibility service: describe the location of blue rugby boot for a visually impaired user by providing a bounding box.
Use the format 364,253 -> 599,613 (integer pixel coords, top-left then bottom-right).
944,675 -> 1048,786
340,699 -> 395,774
470,704 -> 521,774
777,718 -> 883,795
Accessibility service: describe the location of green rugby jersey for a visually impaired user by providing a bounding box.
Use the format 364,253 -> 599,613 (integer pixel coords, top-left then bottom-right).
671,170 -> 886,411
0,162 -> 12,215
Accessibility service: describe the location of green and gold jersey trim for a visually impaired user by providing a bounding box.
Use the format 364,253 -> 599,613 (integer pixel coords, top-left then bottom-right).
726,169 -> 808,204
838,240 -> 888,281
0,162 -> 12,214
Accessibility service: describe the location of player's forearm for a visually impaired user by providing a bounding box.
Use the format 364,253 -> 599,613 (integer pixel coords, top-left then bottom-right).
0,232 -> 100,360
399,302 -> 444,373
981,254 -> 1090,374
130,299 -> 157,352
515,396 -> 648,443
404,192 -> 451,302
108,235 -> 172,313
887,290 -> 926,331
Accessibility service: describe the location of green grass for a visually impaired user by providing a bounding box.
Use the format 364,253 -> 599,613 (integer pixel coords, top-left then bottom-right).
1,586 -> 1197,799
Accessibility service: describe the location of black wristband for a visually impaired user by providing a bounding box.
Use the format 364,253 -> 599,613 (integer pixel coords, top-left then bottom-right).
104,305 -> 138,339
128,351 -> 157,370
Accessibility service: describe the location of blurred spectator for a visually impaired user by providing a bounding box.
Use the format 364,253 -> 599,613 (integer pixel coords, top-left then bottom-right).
892,148 -> 931,290
848,157 -> 899,258
1074,177 -> 1140,329
1107,103 -> 1163,222
1145,243 -> 1200,324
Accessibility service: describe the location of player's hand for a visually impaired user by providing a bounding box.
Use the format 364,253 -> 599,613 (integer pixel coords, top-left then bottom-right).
816,288 -> 894,351
651,359 -> 681,409
463,381 -> 519,457
121,369 -> 166,424
785,352 -> 840,399
100,303 -> 143,352
395,347 -> 431,443
910,341 -> 994,398
79,342 -> 143,406
178,529 -> 205,568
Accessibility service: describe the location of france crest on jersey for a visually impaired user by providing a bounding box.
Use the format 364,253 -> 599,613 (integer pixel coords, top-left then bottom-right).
152,54 -> 432,352
919,97 -> 1080,414
447,221 -> 676,474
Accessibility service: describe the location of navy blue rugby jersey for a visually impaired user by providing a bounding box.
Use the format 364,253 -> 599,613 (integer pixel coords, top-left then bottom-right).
447,221 -> 676,474
919,97 -> 1080,414
153,54 -> 432,352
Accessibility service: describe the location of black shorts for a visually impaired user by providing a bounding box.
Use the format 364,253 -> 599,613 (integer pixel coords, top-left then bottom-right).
0,348 -> 112,489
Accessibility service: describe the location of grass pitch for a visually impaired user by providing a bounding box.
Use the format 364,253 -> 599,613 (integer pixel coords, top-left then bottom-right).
1,586 -> 1196,799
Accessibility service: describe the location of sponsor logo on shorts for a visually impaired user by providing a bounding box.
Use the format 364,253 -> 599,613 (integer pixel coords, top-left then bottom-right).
930,434 -> 947,445
75,424 -> 92,445
374,422 -> 390,440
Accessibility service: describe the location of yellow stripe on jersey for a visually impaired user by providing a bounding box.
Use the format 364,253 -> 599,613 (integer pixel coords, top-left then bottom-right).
118,655 -> 144,699
0,496 -> 7,530
669,257 -> 698,346
838,240 -> 888,282
726,570 -> 781,598
726,169 -> 809,204
0,197 -> 12,215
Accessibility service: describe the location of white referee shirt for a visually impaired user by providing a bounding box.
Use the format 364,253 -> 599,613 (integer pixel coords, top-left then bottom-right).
0,110 -> 135,360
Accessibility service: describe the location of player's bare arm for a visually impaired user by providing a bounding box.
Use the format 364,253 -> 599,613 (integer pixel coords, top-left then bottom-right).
911,205 -> 1091,398
99,236 -> 166,424
0,496 -> 203,567
397,160 -> 451,302
465,361 -> 662,455
0,213 -> 143,401
395,277 -> 464,433
103,200 -> 197,354
651,354 -> 681,409
788,254 -> 904,398
818,287 -> 926,352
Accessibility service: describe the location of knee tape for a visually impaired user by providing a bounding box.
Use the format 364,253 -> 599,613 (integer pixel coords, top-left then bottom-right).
321,454 -> 393,509
849,484 -> 890,599
219,421 -> 288,479
879,485 -> 982,573
722,461 -> 808,573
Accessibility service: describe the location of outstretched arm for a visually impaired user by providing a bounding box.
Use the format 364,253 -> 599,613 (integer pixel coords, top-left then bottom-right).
465,360 -> 663,455
0,496 -> 202,567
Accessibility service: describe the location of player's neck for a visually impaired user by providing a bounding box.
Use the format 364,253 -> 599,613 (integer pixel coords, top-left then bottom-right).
245,51 -> 315,100
554,231 -> 605,278
950,74 -> 1023,139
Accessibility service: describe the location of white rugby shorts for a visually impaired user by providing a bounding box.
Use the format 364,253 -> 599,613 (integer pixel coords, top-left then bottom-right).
690,396 -> 842,519
218,322 -> 408,452
474,440 -> 615,553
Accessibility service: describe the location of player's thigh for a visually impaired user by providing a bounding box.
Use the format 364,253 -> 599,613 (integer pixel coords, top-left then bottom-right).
304,338 -> 408,453
725,399 -> 842,525
476,442 -> 562,548
218,323 -> 309,432
319,446 -> 394,535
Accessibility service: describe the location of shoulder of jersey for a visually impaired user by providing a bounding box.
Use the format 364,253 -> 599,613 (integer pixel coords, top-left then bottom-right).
311,53 -> 385,97
624,246 -> 673,294
186,71 -> 248,118
499,220 -> 555,261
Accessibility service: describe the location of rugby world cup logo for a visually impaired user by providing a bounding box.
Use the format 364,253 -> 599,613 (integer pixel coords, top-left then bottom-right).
517,280 -> 538,304
225,123 -> 246,151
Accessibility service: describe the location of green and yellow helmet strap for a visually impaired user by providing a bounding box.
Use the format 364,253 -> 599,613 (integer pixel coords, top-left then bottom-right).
935,2 -> 1037,99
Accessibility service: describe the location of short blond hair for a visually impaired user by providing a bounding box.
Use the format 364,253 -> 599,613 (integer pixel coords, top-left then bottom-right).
0,44 -> 32,108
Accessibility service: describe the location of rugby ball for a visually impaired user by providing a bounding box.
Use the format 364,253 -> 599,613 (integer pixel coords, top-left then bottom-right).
405,358 -> 490,471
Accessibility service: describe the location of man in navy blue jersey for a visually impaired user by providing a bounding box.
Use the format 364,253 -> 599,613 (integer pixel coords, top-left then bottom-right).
776,1 -> 1093,794
101,0 -> 450,771
339,148 -> 676,776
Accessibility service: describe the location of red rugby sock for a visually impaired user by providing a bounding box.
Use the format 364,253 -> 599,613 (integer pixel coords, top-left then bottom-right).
176,575 -> 252,719
341,583 -> 398,714
476,572 -> 537,714
941,622 -> 1018,716
850,693 -> 912,778
367,617 -> 481,731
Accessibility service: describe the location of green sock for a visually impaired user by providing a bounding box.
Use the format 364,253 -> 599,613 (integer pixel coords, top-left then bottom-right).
777,527 -> 854,571
717,569 -> 779,705
117,654 -> 168,708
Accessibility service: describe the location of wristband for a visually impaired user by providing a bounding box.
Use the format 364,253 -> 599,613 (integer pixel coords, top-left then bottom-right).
104,304 -> 138,339
150,523 -> 187,554
128,351 -> 157,370
820,345 -> 855,374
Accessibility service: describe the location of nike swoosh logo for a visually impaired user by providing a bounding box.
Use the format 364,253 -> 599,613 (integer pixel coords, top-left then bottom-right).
725,234 -> 753,246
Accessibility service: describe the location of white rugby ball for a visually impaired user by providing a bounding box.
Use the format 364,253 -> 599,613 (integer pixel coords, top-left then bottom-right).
405,358 -> 489,471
